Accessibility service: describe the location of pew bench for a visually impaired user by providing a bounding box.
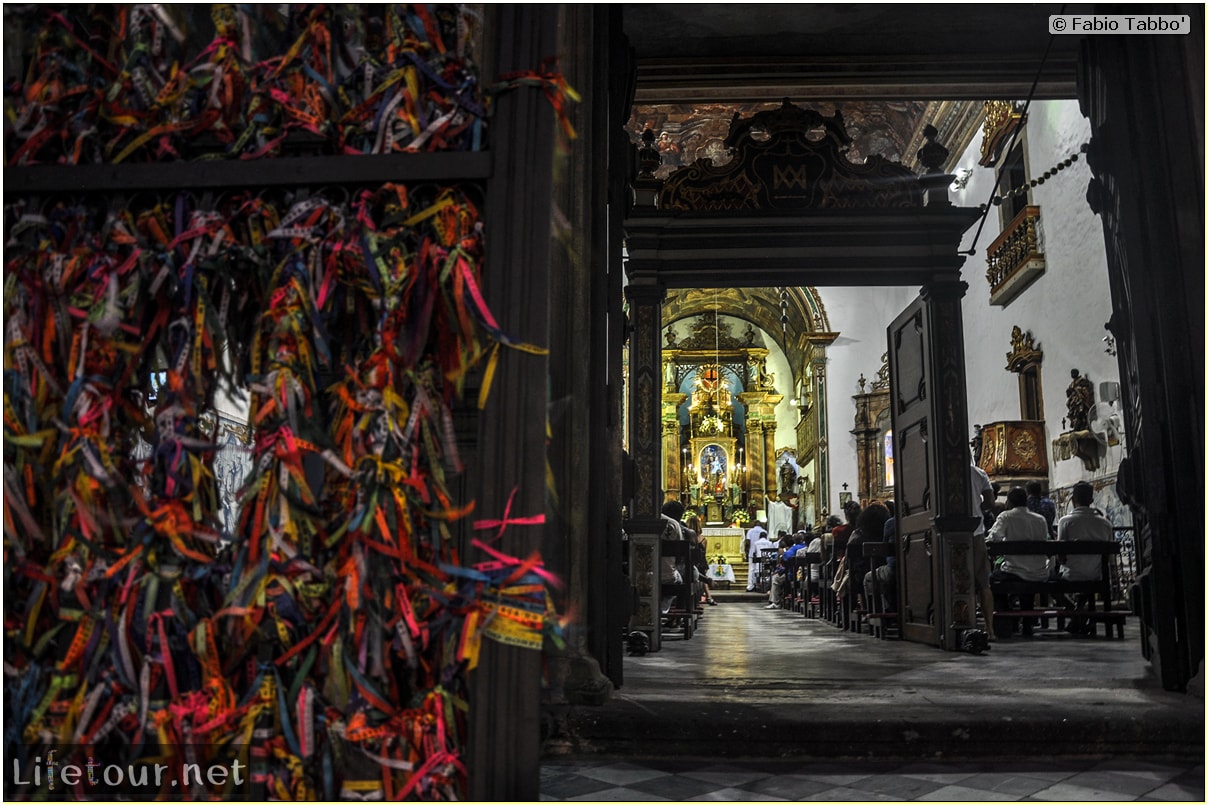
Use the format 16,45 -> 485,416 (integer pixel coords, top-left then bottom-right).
785,551 -> 821,615
985,540 -> 1127,639
660,538 -> 700,639
861,542 -> 899,639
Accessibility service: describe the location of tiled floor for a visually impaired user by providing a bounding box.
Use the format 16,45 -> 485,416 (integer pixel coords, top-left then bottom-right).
544,590 -> 1204,801
540,758 -> 1205,801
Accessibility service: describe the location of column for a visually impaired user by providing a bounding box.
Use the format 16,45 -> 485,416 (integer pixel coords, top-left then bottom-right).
814,360 -> 830,518
624,280 -> 667,650
921,279 -> 981,651
468,6 -> 558,800
1079,23 -> 1202,692
662,418 -> 683,501
763,423 -> 777,506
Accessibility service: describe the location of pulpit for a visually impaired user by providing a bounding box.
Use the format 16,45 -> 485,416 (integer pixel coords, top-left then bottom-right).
976,420 -> 1049,487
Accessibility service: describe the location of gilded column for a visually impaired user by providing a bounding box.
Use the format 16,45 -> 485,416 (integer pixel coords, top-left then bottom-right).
739,391 -> 783,511
662,413 -> 684,501
748,423 -> 766,508
763,423 -> 777,506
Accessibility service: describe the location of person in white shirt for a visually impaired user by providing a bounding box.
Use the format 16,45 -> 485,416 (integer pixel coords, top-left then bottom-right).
1055,481 -> 1113,581
1055,481 -> 1113,633
987,486 -> 1052,581
744,520 -> 766,563
987,485 -> 1051,635
970,462 -> 998,639
746,529 -> 774,592
806,531 -> 823,586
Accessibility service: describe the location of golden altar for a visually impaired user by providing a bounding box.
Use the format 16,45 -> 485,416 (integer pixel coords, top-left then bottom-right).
700,527 -> 745,565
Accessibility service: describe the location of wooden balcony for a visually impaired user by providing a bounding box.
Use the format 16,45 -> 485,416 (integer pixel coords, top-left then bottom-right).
985,205 -> 1046,306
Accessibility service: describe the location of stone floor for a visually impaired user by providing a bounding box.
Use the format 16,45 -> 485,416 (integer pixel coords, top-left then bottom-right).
542,590 -> 1204,801
540,757 -> 1204,801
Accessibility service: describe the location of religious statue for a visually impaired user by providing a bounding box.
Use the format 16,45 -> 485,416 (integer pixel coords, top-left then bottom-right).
1066,369 -> 1095,432
779,461 -> 797,497
748,356 -> 775,390
700,445 -> 727,490
743,322 -> 756,345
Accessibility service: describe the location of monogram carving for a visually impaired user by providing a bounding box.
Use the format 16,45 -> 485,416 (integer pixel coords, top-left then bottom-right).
659,100 -> 924,211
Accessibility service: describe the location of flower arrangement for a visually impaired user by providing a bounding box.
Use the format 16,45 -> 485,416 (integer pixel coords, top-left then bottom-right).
733,510 -> 752,526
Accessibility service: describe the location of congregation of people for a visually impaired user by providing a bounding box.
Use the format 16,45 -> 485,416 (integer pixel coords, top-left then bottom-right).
739,472 -> 1117,642
648,468 -> 1119,649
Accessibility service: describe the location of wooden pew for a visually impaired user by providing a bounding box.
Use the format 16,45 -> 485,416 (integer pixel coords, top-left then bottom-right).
862,542 -> 899,639
784,551 -> 822,615
659,538 -> 699,639
985,540 -> 1126,638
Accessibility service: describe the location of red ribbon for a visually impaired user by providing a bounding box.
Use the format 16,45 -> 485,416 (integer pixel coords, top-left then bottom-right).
471,487 -> 544,542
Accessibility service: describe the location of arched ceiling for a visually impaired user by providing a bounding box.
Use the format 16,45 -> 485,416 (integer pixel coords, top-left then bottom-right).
662,287 -> 829,386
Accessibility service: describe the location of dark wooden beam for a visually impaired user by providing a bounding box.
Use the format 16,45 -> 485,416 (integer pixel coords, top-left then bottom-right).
3,151 -> 491,194
624,209 -> 982,288
633,54 -> 1080,104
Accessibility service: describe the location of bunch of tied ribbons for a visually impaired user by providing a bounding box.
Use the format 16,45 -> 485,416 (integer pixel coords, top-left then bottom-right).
5,4 -> 487,165
3,183 -> 564,800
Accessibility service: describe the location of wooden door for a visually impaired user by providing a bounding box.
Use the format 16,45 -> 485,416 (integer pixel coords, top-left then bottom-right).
887,298 -> 942,646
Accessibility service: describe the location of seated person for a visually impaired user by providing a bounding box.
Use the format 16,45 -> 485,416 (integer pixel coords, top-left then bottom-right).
659,501 -> 687,614
845,503 -> 890,610
766,559 -> 788,609
1055,481 -> 1111,580
690,531 -> 717,605
1055,481 -> 1113,632
987,486 -> 1051,634
805,529 -> 823,601
782,531 -> 809,560
1026,480 -> 1057,536
864,504 -> 897,613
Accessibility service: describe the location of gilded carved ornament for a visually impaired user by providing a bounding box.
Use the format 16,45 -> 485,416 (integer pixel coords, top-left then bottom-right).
1005,325 -> 1043,372
872,352 -> 890,391
979,100 -> 1027,167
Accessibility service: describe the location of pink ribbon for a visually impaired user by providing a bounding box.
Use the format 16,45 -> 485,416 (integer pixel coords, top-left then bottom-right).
471,487 -> 543,542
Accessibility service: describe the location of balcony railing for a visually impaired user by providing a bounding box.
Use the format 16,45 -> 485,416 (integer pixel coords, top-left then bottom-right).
985,205 -> 1046,306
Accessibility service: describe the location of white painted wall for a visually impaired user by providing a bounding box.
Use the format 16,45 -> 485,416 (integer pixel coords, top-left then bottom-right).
948,99 -> 1122,495
811,285 -> 918,516
809,99 -> 1124,519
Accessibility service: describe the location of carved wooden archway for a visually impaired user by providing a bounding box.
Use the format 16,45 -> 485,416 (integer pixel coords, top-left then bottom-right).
623,100 -> 982,651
